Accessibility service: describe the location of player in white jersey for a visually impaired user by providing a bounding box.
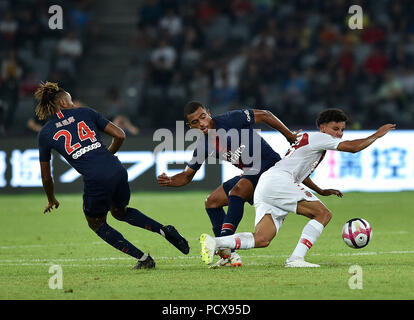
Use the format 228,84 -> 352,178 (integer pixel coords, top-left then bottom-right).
200,108 -> 396,267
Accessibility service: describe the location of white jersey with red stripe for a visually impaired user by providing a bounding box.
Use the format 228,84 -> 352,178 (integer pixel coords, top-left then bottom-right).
269,131 -> 344,184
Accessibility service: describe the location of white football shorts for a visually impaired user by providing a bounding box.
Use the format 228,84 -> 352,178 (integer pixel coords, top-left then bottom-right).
253,170 -> 320,231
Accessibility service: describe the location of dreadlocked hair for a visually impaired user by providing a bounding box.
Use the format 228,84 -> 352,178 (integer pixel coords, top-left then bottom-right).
34,81 -> 65,120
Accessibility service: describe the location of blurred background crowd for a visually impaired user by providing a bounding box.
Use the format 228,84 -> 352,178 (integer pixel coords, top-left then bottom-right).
0,0 -> 413,137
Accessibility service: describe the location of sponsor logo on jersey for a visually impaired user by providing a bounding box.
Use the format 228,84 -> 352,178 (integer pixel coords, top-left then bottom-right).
222,144 -> 246,164
72,142 -> 101,159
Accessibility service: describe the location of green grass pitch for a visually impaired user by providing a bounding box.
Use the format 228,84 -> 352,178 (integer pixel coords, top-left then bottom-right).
0,191 -> 413,300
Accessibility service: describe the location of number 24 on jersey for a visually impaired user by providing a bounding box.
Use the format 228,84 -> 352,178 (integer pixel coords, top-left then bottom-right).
53,121 -> 96,155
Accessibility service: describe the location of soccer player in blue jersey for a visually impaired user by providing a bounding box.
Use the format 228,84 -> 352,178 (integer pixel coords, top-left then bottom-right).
158,101 -> 299,267
35,82 -> 189,269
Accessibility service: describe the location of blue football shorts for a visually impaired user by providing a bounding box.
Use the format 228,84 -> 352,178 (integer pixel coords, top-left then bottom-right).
82,167 -> 130,218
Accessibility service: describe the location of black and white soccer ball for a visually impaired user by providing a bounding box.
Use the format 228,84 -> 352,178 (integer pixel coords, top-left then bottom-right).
342,218 -> 372,249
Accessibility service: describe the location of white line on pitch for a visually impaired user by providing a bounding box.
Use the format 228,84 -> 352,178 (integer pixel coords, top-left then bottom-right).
0,250 -> 413,266
0,231 -> 409,250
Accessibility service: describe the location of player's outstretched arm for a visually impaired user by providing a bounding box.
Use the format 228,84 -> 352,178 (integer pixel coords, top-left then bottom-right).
337,123 -> 396,153
158,166 -> 196,187
253,109 -> 300,144
40,161 -> 60,214
104,122 -> 126,154
302,176 -> 343,197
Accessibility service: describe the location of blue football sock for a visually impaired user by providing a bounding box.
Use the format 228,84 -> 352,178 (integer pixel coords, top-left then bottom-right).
96,222 -> 145,260
220,195 -> 245,237
123,207 -> 163,234
206,207 -> 226,237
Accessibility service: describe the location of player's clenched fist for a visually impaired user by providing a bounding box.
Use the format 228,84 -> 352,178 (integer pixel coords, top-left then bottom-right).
158,173 -> 172,186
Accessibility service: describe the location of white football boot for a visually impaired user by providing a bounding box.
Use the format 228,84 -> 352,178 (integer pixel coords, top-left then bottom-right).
284,258 -> 320,268
229,252 -> 242,267
210,251 -> 242,269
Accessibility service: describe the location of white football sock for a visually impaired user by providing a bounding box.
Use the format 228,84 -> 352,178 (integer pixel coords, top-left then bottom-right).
138,253 -> 148,261
215,232 -> 255,250
289,219 -> 324,260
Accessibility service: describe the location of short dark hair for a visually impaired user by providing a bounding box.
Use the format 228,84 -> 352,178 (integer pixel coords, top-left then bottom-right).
316,108 -> 349,127
184,101 -> 204,121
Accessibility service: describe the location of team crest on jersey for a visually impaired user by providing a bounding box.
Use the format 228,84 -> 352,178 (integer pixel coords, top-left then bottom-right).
305,191 -> 313,198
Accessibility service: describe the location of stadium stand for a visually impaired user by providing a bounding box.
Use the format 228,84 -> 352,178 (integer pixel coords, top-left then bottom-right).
0,0 -> 413,136
0,0 -> 95,136
130,0 -> 414,129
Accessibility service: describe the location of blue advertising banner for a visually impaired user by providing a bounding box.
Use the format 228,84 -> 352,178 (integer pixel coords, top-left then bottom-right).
0,131 -> 412,193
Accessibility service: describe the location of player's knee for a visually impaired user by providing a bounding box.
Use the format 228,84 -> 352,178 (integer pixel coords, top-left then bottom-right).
315,208 -> 332,226
110,206 -> 126,221
204,195 -> 213,208
323,209 -> 332,225
228,185 -> 241,197
86,217 -> 106,232
229,185 -> 250,200
253,234 -> 271,248
229,183 -> 253,200
205,192 -> 227,208
205,194 -> 219,208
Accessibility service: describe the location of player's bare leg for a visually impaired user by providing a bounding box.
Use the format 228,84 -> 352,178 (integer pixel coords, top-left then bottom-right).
253,214 -> 277,248
228,178 -> 254,201
206,185 -> 228,207
296,200 -> 332,227
285,200 -> 331,267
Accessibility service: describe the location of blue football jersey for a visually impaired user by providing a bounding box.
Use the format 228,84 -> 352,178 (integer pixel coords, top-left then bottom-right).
187,109 -> 281,171
38,107 -> 124,182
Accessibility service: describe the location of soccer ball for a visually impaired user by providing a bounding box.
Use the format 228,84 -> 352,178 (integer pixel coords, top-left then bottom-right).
342,218 -> 372,249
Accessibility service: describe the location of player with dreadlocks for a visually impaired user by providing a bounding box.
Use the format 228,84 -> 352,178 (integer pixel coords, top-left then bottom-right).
35,82 -> 189,269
